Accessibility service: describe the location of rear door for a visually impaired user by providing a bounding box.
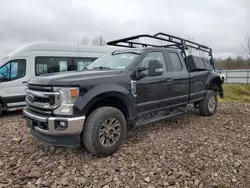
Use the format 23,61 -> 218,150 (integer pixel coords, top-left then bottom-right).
164,50 -> 190,106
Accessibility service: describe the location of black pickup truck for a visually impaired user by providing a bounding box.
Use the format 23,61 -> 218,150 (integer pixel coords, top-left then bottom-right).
23,32 -> 224,156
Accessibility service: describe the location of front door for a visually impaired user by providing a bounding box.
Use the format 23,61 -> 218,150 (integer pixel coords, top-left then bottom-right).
0,58 -> 28,109
135,51 -> 173,115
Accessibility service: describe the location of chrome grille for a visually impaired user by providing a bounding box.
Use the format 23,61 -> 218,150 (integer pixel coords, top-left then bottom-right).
26,85 -> 60,115
26,104 -> 53,115
27,84 -> 52,92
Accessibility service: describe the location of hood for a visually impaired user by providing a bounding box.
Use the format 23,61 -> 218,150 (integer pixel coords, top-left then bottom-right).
28,70 -> 122,86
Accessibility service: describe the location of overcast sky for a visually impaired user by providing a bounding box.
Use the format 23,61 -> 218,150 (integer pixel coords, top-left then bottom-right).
0,0 -> 249,59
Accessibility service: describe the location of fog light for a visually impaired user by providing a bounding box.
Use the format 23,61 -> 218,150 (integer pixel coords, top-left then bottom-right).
54,120 -> 68,131
60,122 -> 66,127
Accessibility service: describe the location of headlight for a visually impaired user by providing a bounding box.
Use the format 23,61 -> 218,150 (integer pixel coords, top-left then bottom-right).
53,87 -> 79,115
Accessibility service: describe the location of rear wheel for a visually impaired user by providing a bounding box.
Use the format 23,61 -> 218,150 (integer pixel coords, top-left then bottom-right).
199,90 -> 218,116
83,107 -> 127,157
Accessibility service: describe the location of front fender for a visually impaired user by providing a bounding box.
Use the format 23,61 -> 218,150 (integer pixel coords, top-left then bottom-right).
0,96 -> 7,108
73,84 -> 135,116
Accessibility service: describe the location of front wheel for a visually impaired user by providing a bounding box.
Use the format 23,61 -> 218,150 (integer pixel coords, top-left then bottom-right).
199,90 -> 218,116
83,107 -> 127,157
0,103 -> 3,117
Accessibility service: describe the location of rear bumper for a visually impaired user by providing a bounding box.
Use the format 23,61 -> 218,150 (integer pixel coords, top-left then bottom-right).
23,107 -> 85,147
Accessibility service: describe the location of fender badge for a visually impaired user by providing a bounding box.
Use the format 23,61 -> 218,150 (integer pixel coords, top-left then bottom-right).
131,80 -> 137,97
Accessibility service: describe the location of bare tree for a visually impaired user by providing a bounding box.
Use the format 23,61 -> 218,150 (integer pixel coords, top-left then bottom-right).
243,34 -> 250,60
80,37 -> 89,45
186,37 -> 207,58
198,50 -> 206,58
133,38 -> 144,48
186,37 -> 194,55
92,36 -> 106,46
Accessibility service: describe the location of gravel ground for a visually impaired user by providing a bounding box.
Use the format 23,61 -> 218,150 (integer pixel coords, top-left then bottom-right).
0,102 -> 250,188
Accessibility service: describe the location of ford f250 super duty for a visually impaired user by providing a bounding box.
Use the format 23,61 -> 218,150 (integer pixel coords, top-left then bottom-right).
23,32 -> 224,156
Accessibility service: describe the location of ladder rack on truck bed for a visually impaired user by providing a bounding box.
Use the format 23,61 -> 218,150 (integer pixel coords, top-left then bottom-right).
107,32 -> 212,54
107,32 -> 215,70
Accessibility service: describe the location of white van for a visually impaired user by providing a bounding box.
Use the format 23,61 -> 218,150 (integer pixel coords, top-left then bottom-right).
0,42 -> 118,116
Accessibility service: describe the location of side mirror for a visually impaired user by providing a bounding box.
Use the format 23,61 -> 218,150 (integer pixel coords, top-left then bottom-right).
148,60 -> 163,76
136,67 -> 147,79
0,74 -> 8,82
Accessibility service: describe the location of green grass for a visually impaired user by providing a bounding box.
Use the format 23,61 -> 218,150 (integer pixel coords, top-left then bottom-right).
220,84 -> 250,103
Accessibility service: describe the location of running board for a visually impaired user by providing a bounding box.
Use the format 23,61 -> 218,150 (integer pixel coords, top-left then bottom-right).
135,108 -> 186,127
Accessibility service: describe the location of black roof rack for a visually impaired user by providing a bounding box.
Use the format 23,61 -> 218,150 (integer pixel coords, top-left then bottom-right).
107,32 -> 212,56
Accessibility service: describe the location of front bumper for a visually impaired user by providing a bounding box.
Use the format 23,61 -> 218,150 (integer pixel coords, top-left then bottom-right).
23,108 -> 85,147
29,128 -> 81,148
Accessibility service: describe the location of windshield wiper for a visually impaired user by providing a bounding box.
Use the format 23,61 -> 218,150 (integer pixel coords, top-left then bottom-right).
93,66 -> 111,70
82,67 -> 88,70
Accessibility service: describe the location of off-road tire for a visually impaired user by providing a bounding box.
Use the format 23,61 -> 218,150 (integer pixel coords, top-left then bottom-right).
83,107 -> 127,157
199,90 -> 218,116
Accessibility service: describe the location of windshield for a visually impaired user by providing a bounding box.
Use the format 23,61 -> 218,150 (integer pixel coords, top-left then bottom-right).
87,52 -> 140,70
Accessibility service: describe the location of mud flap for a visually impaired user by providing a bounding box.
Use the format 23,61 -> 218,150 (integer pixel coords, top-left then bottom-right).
219,88 -> 224,98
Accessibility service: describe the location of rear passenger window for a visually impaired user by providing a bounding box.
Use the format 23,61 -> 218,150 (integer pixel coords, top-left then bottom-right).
169,52 -> 182,71
35,57 -> 68,76
73,58 -> 96,71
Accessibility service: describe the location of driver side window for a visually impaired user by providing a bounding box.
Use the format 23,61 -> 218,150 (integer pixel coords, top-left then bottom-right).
138,51 -> 167,75
0,59 -> 26,82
